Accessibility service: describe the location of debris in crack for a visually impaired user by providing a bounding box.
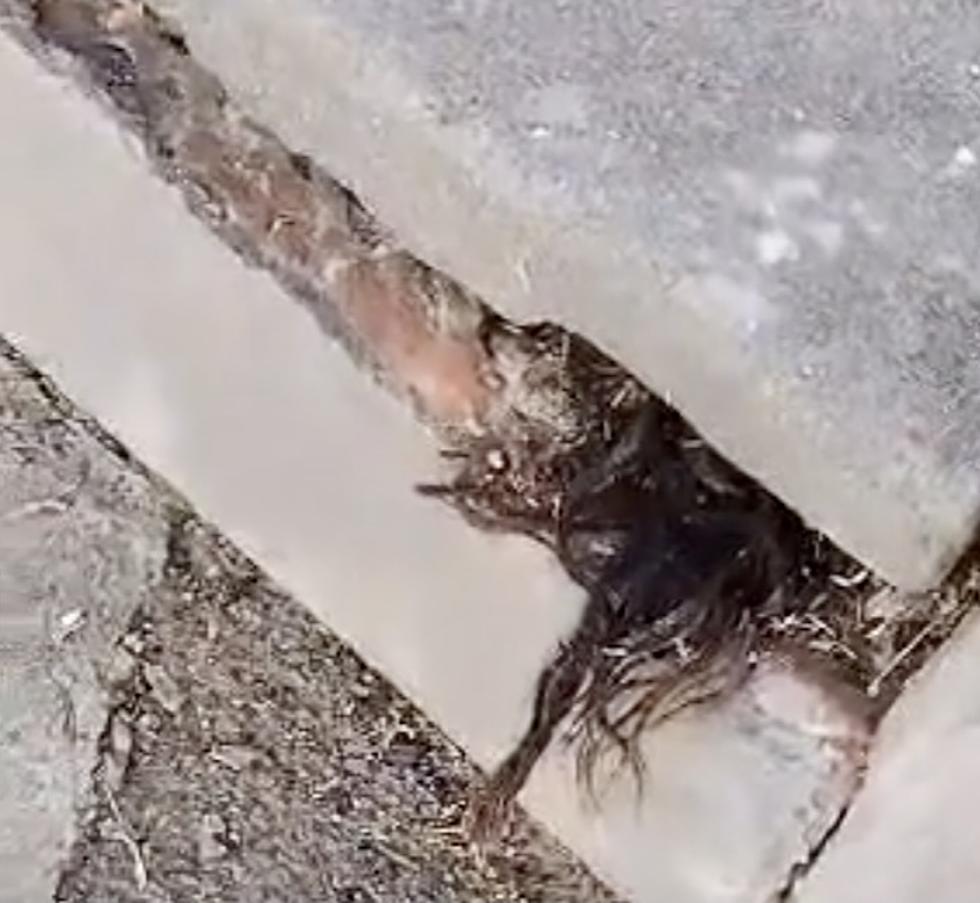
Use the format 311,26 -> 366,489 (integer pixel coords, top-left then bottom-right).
421,321 -> 820,833
9,0 -> 980,851
422,315 -> 980,835
17,0 -> 491,427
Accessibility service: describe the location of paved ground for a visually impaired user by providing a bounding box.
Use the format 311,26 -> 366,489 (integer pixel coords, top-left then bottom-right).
150,0 -> 980,590
0,343 -> 172,902
4,6 -> 980,903
0,22 -> 870,903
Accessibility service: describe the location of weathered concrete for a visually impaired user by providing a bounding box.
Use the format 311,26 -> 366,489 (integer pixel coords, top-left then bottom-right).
0,347 -> 170,903
793,611 -> 980,903
524,661 -> 866,903
152,0 -> 980,589
0,32 -> 868,902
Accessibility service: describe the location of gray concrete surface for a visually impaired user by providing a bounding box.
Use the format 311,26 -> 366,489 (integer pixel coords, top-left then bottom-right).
0,31 -> 868,902
0,338 -> 616,903
794,611 -> 980,903
153,0 -> 980,589
0,346 -> 170,903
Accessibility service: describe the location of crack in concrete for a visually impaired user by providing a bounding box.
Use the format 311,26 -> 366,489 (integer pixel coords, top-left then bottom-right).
4,5 -> 980,899
772,779 -> 860,903
5,0 -> 497,432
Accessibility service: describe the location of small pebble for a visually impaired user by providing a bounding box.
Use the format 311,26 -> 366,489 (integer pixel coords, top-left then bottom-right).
144,663 -> 184,714
210,745 -> 259,771
120,631 -> 146,656
103,644 -> 137,686
53,608 -> 86,643
103,717 -> 134,790
198,812 -> 227,862
485,448 -> 509,472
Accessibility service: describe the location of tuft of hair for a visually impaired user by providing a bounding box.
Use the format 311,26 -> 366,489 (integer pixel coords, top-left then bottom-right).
419,328 -> 810,839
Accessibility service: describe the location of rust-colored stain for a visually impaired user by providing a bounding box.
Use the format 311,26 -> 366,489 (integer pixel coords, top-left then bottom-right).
34,0 -> 494,431
331,256 -> 491,425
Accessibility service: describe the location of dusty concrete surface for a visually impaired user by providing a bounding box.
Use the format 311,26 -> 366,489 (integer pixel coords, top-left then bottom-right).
793,607 -> 980,903
0,343 -> 170,903
0,27 -> 872,902
0,337 -> 617,903
150,0 -> 980,590
523,660 -> 866,903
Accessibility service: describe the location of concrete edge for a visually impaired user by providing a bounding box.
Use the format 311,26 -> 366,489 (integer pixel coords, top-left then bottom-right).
150,0 -> 970,589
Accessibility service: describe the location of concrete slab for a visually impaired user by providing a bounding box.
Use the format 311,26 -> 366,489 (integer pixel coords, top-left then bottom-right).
793,611 -> 980,903
0,32 -> 867,902
153,0 -> 980,589
0,346 -> 170,902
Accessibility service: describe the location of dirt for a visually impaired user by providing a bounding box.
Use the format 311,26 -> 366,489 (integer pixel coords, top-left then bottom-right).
55,512 -> 620,903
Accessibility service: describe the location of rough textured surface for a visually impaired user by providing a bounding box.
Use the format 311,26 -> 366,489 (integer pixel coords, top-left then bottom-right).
793,609 -> 980,903
0,340 -> 617,903
57,518 -> 618,903
524,659 -> 867,903
0,343 -> 170,903
152,0 -> 980,589
0,29 -> 874,902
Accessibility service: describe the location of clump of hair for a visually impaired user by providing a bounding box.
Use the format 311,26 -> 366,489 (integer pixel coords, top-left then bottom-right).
419,321 -> 811,837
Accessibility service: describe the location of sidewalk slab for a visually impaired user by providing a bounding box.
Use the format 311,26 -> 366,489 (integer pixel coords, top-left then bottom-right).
793,611 -> 980,903
0,347 -> 170,903
155,0 -> 980,589
0,32 -> 867,902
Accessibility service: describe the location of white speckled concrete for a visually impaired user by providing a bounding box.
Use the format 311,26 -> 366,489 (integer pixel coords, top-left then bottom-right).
0,34 -> 866,902
156,0 -> 980,589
